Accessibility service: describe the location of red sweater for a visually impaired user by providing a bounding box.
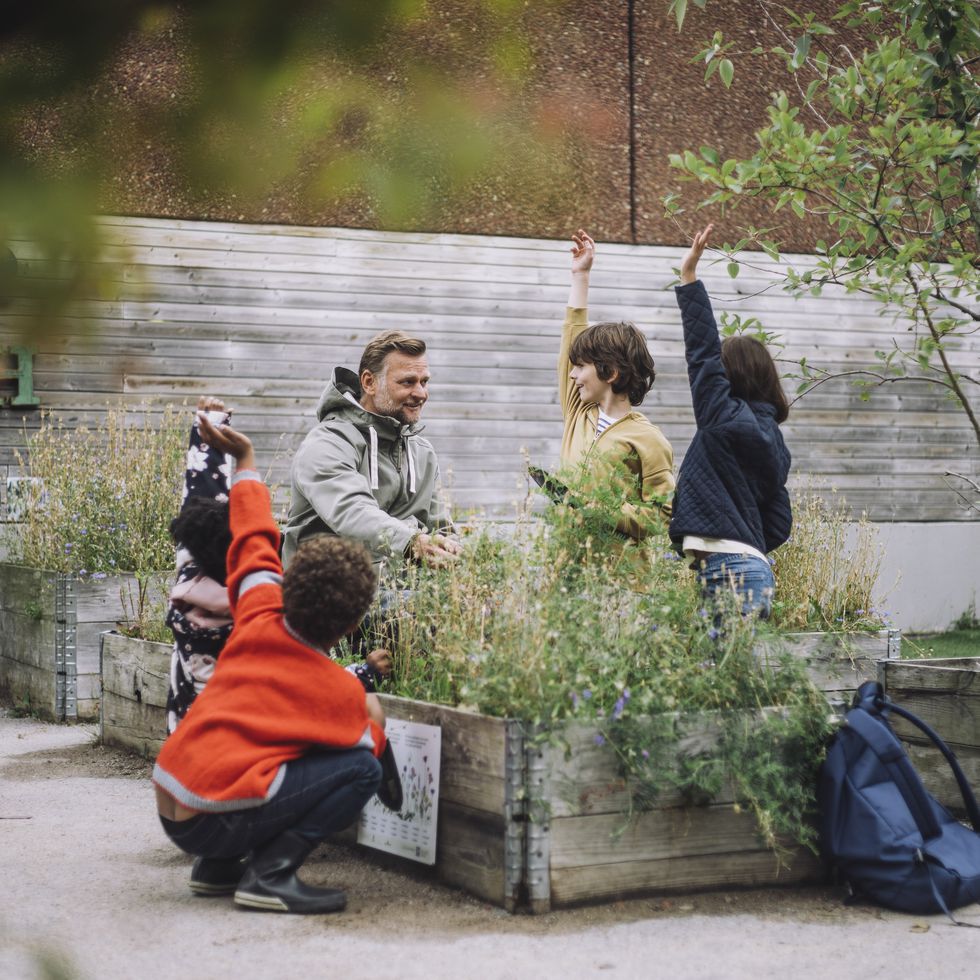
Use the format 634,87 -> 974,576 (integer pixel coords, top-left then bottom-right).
153,472 -> 385,813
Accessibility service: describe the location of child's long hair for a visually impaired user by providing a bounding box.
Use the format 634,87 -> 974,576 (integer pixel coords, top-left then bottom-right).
720,336 -> 789,423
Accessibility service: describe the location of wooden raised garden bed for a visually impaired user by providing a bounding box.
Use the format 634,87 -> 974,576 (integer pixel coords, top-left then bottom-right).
0,563 -> 164,721
882,657 -> 980,818
100,631 -> 171,759
100,632 -> 834,912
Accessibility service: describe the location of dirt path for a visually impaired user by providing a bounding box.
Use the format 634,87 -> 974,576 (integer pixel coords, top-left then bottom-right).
1,711 -> 977,980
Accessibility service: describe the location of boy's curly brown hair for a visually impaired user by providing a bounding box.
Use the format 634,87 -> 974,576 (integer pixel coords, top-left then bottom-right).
568,321 -> 656,406
282,536 -> 377,649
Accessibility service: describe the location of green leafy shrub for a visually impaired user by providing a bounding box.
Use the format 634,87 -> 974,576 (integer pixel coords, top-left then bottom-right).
6,405 -> 185,639
352,466 -> 851,852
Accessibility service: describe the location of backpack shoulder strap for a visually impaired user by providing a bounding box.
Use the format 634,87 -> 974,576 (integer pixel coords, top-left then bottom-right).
884,701 -> 980,833
845,707 -> 943,840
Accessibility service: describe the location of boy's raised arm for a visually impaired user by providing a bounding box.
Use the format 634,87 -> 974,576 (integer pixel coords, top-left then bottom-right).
558,228 -> 595,417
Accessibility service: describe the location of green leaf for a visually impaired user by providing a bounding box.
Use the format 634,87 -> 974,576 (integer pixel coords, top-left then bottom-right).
719,59 -> 734,88
727,261 -> 740,278
791,34 -> 811,69
673,0 -> 687,30
700,145 -> 719,164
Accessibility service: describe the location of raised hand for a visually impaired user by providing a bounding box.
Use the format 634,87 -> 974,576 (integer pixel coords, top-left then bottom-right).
570,228 -> 595,275
680,225 -> 714,285
195,394 -> 231,427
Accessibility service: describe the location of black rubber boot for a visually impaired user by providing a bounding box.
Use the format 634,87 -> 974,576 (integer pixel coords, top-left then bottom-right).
189,855 -> 248,896
233,832 -> 346,914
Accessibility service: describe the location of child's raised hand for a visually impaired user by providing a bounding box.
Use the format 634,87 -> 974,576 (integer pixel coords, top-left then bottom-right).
197,412 -> 255,470
570,228 -> 595,275
680,225 -> 713,284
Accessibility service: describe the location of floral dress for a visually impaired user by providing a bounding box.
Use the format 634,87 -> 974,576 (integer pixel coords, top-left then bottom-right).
165,413 -> 234,734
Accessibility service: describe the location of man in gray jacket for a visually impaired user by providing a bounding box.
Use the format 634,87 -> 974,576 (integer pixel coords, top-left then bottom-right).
283,330 -> 459,570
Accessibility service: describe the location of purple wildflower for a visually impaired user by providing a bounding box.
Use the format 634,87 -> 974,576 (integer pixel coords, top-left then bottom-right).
594,734 -> 605,746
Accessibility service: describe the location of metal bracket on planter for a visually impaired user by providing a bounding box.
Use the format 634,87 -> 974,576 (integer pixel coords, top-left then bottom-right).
1,345 -> 40,408
54,574 -> 78,720
502,720 -> 526,912
886,628 -> 902,660
524,726 -> 552,914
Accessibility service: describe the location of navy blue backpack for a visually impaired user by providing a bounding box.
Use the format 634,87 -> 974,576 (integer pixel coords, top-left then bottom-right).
819,680 -> 980,922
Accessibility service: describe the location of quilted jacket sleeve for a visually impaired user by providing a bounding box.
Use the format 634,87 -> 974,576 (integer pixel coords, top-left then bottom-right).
760,486 -> 793,553
675,280 -> 737,430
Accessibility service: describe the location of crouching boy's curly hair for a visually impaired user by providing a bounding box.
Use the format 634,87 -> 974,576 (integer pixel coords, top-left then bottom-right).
282,536 -> 377,650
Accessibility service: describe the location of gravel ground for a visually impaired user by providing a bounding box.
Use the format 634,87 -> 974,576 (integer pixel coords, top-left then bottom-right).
1,711 -> 977,980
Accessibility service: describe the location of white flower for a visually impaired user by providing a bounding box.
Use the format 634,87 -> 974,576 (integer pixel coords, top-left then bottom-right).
186,445 -> 209,472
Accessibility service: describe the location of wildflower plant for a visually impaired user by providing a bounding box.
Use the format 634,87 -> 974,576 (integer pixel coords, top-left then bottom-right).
771,487 -> 887,632
6,405 -> 185,639
354,462 -> 839,853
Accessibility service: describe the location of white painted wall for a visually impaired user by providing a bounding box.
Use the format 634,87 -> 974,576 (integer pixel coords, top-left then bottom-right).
869,522 -> 980,634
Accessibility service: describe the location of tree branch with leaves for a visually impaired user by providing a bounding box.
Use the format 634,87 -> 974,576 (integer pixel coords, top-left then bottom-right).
664,0 -> 980,457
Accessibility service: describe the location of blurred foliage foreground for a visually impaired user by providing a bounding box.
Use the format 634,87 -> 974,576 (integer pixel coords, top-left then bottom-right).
0,0 -> 576,338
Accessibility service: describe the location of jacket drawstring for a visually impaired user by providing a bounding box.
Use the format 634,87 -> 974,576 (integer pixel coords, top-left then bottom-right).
405,435 -> 417,494
368,426 -> 380,490
341,390 -> 413,494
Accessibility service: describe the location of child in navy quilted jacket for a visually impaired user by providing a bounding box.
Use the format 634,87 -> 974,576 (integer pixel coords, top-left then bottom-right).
669,226 -> 792,619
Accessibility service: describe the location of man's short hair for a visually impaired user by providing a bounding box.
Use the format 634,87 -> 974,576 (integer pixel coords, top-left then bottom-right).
359,330 -> 427,377
282,536 -> 377,649
569,321 -> 656,406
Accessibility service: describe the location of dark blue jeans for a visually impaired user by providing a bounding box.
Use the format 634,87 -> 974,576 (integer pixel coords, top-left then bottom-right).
160,748 -> 382,859
697,552 -> 775,620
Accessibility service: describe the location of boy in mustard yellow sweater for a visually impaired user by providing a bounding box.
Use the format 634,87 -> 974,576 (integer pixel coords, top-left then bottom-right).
154,413 -> 390,915
558,229 -> 675,540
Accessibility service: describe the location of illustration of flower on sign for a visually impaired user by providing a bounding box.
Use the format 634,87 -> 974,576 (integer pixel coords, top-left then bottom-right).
396,758 -> 435,824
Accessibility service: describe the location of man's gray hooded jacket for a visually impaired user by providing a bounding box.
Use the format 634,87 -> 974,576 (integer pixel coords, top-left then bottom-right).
282,367 -> 453,567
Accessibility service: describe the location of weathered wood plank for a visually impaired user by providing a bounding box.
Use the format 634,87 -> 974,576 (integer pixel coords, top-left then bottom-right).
100,632 -> 171,758
434,800 -> 509,908
378,694 -> 512,814
548,846 -> 825,907
542,710 -> 790,819
759,630 -> 897,697
883,657 -> 980,750
901,741 -> 980,819
550,804 -> 800,869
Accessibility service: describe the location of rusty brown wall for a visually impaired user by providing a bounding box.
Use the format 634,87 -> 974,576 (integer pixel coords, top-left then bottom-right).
25,1 -> 854,251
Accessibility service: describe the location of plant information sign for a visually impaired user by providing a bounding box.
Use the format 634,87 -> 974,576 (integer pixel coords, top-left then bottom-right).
357,718 -> 441,865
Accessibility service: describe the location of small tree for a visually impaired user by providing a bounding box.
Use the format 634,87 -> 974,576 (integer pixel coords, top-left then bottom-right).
665,0 -> 979,502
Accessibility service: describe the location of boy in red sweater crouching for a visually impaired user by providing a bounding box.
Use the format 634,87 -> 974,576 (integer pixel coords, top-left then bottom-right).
154,413 -> 387,914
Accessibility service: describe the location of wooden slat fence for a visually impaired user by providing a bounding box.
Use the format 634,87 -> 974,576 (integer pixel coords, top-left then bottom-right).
2,215 -> 978,522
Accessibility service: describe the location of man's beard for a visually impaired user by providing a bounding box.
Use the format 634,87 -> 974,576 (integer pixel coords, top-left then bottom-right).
373,378 -> 421,424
